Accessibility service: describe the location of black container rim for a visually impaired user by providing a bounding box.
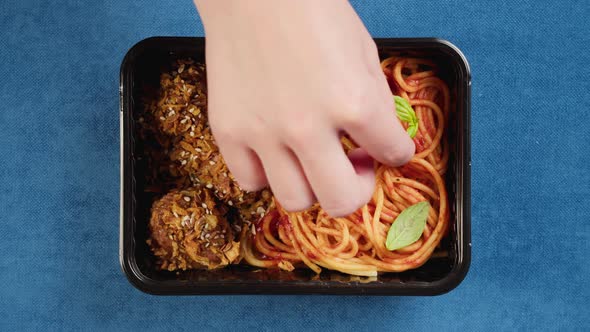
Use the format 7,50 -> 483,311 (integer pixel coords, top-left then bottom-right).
119,36 -> 471,296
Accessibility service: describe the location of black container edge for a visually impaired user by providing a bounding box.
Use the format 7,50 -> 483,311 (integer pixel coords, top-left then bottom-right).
119,36 -> 471,296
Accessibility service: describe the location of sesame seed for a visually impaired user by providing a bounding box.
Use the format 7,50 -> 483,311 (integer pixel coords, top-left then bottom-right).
228,200 -> 233,206
239,197 -> 243,202
201,203 -> 207,208
183,196 -> 191,202
222,172 -> 227,177
206,183 -> 213,189
222,190 -> 227,194
205,243 -> 210,248
205,234 -> 211,238
180,119 -> 187,124
222,229 -> 226,234
181,160 -> 187,165
159,116 -> 166,121
173,212 -> 179,218
199,136 -> 204,139
256,207 -> 265,215
195,148 -> 202,152
209,161 -> 215,165
251,226 -> 256,235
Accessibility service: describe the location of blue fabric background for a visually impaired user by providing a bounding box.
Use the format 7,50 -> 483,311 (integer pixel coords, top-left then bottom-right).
1,0 -> 588,330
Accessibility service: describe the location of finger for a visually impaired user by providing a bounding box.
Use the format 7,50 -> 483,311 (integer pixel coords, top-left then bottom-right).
341,79 -> 415,167
256,144 -> 316,212
216,141 -> 268,192
293,131 -> 375,217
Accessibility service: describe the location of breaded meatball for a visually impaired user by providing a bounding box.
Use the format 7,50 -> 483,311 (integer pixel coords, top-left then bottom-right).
147,59 -> 254,203
146,58 -> 273,232
235,189 -> 273,226
149,59 -> 208,138
147,188 -> 240,271
169,132 -> 272,211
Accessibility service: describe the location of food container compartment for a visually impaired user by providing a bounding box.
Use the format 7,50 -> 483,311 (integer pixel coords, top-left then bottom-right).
119,37 -> 471,295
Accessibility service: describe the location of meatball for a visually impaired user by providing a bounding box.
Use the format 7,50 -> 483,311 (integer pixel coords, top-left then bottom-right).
147,58 -> 273,228
136,108 -> 190,193
147,188 -> 240,271
235,189 -> 273,226
149,59 -> 208,138
147,59 -> 252,203
168,132 -> 272,207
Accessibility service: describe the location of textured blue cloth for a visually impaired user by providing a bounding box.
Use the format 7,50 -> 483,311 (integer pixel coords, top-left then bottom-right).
1,0 -> 589,330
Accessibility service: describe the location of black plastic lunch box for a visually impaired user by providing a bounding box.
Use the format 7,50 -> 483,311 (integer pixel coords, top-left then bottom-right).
119,37 -> 471,295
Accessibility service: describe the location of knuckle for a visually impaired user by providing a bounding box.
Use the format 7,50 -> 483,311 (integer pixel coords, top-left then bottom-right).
364,42 -> 380,65
281,117 -> 316,150
335,87 -> 376,129
339,102 -> 374,130
246,124 -> 270,148
212,116 -> 265,144
363,43 -> 386,79
211,123 -> 238,142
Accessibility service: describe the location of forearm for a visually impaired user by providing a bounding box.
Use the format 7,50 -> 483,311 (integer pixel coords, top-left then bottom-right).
194,0 -> 350,34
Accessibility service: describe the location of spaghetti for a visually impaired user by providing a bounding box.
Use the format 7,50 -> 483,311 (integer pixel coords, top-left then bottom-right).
241,56 -> 451,276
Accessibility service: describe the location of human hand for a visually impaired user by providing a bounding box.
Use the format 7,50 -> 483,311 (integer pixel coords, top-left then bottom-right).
194,0 -> 415,217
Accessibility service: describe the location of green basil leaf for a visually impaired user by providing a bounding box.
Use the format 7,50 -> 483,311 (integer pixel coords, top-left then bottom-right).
407,124 -> 418,139
397,110 -> 413,122
393,96 -> 419,138
385,201 -> 430,251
